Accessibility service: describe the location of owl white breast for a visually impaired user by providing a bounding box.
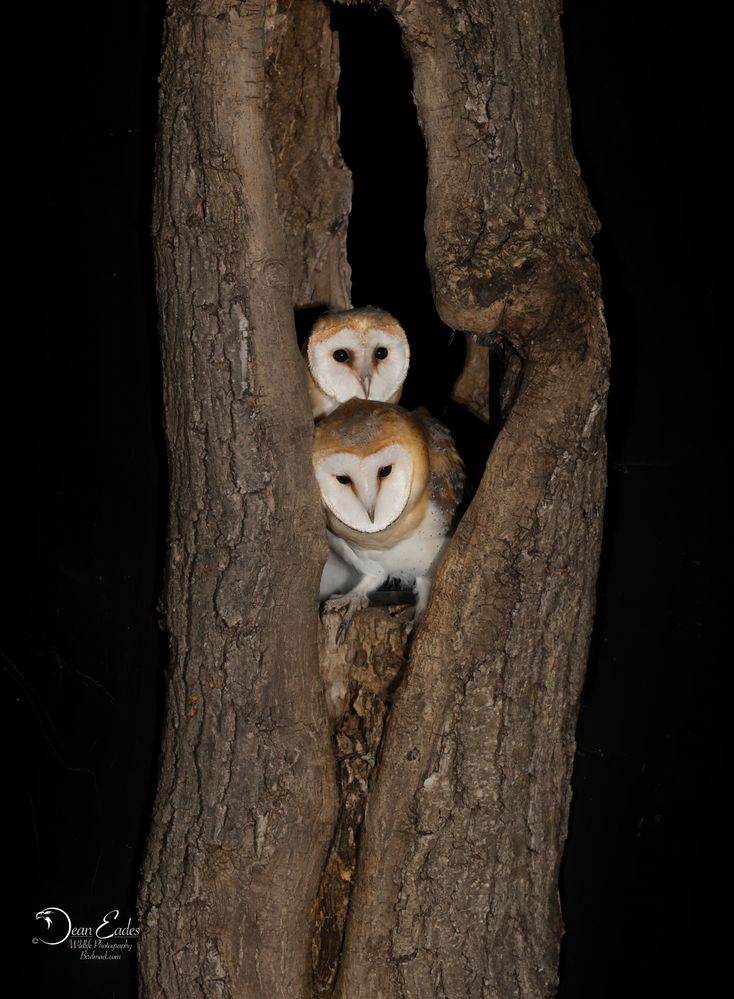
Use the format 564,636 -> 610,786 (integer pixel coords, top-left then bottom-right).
313,399 -> 464,632
305,307 -> 410,418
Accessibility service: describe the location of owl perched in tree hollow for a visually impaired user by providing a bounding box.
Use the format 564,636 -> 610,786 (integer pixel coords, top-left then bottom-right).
304,307 -> 410,419
313,399 -> 465,634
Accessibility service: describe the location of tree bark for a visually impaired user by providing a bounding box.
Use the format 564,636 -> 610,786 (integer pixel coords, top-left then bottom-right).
451,335 -> 491,423
265,0 -> 352,310
137,2 -> 346,996
334,4 -> 608,996
139,1 -> 609,997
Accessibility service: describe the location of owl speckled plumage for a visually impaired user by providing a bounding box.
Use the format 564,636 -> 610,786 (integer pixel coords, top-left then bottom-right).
313,399 -> 465,633
305,307 -> 410,418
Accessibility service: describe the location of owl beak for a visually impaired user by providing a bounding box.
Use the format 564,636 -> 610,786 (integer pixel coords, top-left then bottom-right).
355,475 -> 378,523
359,374 -> 372,399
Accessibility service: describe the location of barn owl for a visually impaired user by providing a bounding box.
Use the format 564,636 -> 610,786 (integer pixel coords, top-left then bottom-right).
305,307 -> 410,418
313,399 -> 464,635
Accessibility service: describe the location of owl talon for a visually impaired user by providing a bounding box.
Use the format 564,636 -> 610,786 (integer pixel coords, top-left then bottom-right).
323,593 -> 368,616
322,592 -> 369,644
335,607 -> 360,644
335,618 -> 350,645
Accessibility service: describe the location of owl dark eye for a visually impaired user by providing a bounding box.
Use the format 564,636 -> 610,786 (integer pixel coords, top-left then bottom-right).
374,347 -> 388,361
333,349 -> 350,363
378,465 -> 392,478
336,474 -> 352,485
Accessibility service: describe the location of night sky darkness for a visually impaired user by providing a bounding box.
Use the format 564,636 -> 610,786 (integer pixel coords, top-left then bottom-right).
13,1 -> 727,995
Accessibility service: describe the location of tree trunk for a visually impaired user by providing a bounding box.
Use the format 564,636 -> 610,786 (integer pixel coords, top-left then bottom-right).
138,1 -> 609,998
136,3 -> 346,996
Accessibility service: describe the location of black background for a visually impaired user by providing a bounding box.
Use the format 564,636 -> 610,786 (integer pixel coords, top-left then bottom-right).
11,1 -> 727,995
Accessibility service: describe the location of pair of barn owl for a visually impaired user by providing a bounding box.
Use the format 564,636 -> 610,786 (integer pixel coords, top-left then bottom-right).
305,308 -> 464,631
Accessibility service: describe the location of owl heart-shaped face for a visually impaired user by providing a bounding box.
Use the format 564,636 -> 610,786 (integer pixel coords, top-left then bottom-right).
307,320 -> 410,406
314,444 -> 413,533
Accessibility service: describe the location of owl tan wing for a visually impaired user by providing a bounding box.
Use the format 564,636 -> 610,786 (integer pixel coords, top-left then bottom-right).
411,407 -> 465,529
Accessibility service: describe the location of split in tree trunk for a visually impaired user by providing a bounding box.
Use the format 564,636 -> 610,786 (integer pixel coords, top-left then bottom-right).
138,2 -> 609,997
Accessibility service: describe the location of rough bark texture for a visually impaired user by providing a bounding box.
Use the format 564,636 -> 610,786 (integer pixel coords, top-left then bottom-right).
333,3 -> 609,996
265,0 -> 352,310
451,335 -> 491,422
137,2 -> 346,996
313,606 -> 414,997
139,0 -> 609,997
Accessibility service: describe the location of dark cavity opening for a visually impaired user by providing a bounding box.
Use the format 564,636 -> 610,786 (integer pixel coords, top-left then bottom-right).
328,3 -> 502,496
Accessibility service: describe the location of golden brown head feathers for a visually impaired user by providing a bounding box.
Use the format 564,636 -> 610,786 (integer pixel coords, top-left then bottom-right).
307,307 -> 407,349
313,399 -> 428,474
305,308 -> 410,417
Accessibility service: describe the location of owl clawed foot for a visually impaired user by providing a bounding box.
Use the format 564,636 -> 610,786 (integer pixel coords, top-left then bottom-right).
322,592 -> 370,644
